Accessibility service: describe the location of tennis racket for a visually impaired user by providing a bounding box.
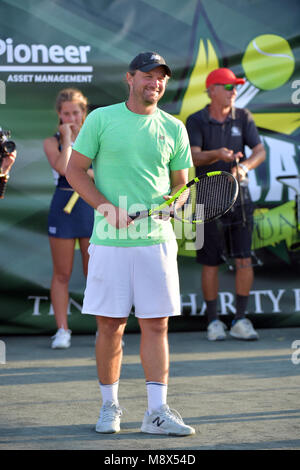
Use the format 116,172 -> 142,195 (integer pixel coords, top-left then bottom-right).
63,191 -> 80,214
129,170 -> 239,224
276,175 -> 300,231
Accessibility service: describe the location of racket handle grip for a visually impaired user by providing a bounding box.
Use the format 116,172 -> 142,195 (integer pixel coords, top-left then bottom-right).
128,210 -> 149,220
0,175 -> 9,199
63,191 -> 80,214
129,213 -> 139,220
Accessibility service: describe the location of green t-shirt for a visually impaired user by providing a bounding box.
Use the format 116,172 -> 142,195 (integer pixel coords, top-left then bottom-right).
73,102 -> 192,246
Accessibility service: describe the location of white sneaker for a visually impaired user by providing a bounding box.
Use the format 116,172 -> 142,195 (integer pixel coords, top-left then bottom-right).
207,320 -> 227,341
141,404 -> 195,436
95,401 -> 122,433
229,318 -> 259,340
51,328 -> 71,349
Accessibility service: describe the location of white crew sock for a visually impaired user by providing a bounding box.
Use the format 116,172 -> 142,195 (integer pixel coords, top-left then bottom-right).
146,381 -> 168,414
99,380 -> 119,406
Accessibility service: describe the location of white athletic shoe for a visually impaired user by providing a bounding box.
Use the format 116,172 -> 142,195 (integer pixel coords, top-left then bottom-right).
51,328 -> 71,349
229,318 -> 259,340
96,401 -> 122,433
207,320 -> 227,341
141,404 -> 195,436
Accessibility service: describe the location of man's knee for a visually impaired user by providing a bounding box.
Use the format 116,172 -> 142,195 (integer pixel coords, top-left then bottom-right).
139,317 -> 169,336
96,316 -> 127,336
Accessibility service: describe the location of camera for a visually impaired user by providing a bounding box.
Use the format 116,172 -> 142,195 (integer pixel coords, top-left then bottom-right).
0,128 -> 16,199
0,128 -> 16,158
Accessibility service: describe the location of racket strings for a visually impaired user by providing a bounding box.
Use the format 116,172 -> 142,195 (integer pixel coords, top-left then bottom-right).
174,174 -> 236,223
199,174 -> 235,220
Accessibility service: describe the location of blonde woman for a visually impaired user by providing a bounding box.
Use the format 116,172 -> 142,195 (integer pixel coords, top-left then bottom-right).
44,89 -> 94,348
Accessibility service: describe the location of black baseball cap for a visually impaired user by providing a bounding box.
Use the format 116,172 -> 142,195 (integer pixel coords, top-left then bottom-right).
129,52 -> 172,77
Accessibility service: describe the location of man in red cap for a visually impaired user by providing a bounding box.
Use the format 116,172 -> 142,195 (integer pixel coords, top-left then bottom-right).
186,68 -> 266,341
205,68 -> 246,88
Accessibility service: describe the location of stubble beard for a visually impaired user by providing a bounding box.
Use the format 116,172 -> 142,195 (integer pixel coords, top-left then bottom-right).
143,87 -> 163,105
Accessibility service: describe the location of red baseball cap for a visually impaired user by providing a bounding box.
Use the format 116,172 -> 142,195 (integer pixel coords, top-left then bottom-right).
206,68 -> 245,88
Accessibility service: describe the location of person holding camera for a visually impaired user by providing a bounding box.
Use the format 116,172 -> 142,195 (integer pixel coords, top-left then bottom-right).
0,129 -> 17,199
0,151 -> 16,175
44,88 -> 94,349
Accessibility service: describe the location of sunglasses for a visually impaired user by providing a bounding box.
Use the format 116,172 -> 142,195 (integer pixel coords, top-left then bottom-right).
215,84 -> 237,91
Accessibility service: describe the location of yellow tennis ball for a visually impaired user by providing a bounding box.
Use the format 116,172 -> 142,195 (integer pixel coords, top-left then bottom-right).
242,34 -> 295,90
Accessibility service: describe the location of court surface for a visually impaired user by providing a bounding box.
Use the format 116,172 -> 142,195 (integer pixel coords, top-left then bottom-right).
0,328 -> 300,451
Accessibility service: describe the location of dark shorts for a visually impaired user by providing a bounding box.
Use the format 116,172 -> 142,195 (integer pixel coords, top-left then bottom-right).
48,188 -> 94,239
196,188 -> 254,266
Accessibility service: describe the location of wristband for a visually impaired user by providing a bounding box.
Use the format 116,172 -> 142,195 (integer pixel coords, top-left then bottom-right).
239,163 -> 248,174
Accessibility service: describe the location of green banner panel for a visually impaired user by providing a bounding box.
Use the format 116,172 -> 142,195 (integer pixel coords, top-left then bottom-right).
0,0 -> 300,334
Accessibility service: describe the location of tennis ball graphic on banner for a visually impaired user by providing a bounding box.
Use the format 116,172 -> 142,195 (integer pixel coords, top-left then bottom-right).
242,34 -> 295,90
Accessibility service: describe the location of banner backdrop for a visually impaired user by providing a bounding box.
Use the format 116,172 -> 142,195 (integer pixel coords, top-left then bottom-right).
0,0 -> 300,334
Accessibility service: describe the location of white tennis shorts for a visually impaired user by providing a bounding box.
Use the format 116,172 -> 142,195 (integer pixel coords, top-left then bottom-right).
82,240 -> 181,318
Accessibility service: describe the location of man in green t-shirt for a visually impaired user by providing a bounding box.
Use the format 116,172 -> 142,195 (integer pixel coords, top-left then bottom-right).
66,52 -> 195,436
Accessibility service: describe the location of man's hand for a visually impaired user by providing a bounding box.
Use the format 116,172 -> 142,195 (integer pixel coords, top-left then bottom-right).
231,152 -> 247,182
217,147 -> 236,162
97,203 -> 134,229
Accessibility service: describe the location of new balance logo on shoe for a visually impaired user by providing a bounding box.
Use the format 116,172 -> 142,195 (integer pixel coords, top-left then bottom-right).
141,405 -> 195,435
152,416 -> 165,427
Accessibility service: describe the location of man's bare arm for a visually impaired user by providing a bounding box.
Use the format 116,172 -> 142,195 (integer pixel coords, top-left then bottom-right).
66,149 -> 132,228
191,146 -> 236,167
